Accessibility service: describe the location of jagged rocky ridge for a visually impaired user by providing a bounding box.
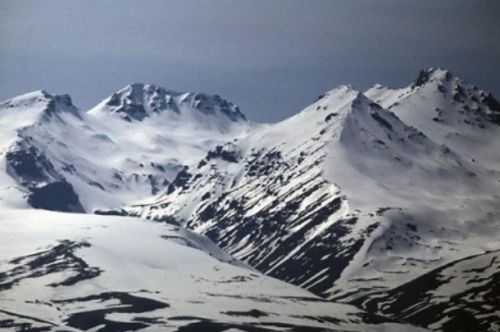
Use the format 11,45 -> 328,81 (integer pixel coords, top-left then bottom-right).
366,68 -> 500,171
0,84 -> 251,212
89,83 -> 246,123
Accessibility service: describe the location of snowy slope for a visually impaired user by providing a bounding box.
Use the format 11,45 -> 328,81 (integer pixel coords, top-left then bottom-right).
353,250 -> 500,332
0,85 -> 250,212
112,78 -> 500,304
104,86 -> 369,295
0,209 -> 425,332
366,68 -> 500,171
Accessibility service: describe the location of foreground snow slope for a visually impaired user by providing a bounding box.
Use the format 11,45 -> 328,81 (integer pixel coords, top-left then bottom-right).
353,250 -> 500,332
0,209 -> 425,332
115,73 -> 500,304
0,85 -> 250,212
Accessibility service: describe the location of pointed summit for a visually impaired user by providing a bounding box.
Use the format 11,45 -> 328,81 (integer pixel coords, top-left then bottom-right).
0,90 -> 79,119
366,67 -> 500,171
1,90 -> 52,108
350,91 -> 374,109
413,67 -> 453,87
340,92 -> 404,147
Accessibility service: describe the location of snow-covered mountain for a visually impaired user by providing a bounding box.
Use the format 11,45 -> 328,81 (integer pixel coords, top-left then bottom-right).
89,83 -> 246,124
366,68 -> 500,170
0,84 -> 251,212
1,69 -> 499,332
0,209 -> 425,332
103,70 -> 500,313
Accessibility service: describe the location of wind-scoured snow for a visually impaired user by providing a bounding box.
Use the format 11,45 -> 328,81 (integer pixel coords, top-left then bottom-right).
0,209 -> 426,332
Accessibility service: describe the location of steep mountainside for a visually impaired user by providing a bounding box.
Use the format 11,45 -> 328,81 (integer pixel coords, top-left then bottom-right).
0,209 -> 426,332
366,68 -> 500,170
353,250 -> 500,332
111,74 -> 500,304
0,85 -> 250,212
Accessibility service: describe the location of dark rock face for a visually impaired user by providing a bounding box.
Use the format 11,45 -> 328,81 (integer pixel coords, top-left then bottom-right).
0,310 -> 57,331
127,136 -> 382,299
191,93 -> 247,122
28,181 -> 84,213
5,143 -> 58,186
485,93 -> 500,111
94,208 -> 129,216
370,112 -> 393,131
53,292 -> 169,332
167,167 -> 192,194
6,140 -> 85,212
484,93 -> 500,125
104,84 -> 247,123
195,186 -> 367,298
206,144 -> 241,163
413,68 -> 451,88
43,95 -> 81,119
0,240 -> 100,292
116,103 -> 148,121
166,318 -> 338,332
352,250 -> 500,332
147,174 -> 169,195
414,70 -> 432,87
105,84 -> 150,121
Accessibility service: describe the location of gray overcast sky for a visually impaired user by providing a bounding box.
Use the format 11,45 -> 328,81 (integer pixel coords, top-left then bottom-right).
1,1 -> 499,122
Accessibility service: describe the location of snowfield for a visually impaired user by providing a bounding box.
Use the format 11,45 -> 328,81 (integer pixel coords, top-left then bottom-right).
0,209 -> 426,331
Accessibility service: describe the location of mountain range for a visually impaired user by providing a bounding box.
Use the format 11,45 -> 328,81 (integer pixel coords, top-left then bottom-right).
1,68 -> 499,332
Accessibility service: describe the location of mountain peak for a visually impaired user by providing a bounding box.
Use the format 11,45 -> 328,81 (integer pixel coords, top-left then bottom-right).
94,83 -> 246,123
350,91 -> 373,108
312,85 -> 360,110
340,91 -> 411,150
0,90 -> 77,117
341,91 -> 384,118
413,67 -> 453,87
1,90 -> 51,107
322,84 -> 357,97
